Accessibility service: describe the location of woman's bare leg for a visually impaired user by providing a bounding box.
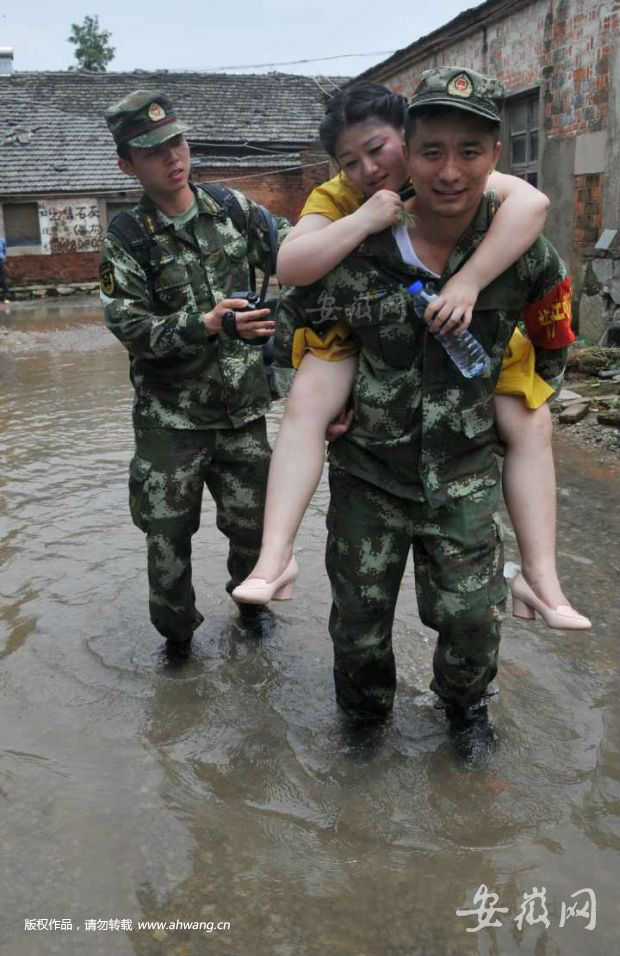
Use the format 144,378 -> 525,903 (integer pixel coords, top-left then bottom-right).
247,353 -> 357,583
495,394 -> 568,607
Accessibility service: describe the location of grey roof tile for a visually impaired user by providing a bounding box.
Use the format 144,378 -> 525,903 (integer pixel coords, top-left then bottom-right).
0,70 -> 347,196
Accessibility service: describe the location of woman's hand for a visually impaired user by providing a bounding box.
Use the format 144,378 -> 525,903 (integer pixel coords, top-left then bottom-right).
423,274 -> 481,337
353,190 -> 403,236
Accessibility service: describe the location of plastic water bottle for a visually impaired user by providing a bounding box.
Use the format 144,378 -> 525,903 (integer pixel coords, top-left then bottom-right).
407,280 -> 491,379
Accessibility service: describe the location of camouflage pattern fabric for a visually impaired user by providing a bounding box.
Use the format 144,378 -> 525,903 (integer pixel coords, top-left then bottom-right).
407,67 -> 505,124
101,185 -> 289,431
326,469 -> 504,720
130,420 -> 271,641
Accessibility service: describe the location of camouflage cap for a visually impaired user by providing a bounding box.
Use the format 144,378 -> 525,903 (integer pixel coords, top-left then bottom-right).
104,90 -> 192,149
407,67 -> 504,124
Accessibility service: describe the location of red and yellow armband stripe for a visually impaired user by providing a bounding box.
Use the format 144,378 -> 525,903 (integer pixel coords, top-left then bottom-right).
522,277 -> 576,349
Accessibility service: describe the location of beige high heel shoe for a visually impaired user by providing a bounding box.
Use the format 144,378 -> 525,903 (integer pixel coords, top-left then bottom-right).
232,557 -> 298,605
510,572 -> 592,630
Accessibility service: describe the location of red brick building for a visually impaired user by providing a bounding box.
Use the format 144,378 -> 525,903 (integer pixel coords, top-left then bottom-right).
356,0 -> 620,324
0,71 -> 341,285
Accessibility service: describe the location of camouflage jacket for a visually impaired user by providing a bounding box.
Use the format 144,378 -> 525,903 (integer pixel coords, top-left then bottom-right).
100,185 -> 289,430
275,193 -> 569,506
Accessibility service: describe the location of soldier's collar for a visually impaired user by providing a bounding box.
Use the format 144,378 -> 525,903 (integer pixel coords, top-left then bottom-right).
360,228 -> 423,276
137,184 -> 220,228
138,191 -> 204,236
443,191 -> 499,277
136,193 -> 172,236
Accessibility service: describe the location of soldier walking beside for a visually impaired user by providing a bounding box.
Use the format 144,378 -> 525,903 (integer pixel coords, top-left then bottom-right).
275,69 -> 572,756
100,90 -> 289,657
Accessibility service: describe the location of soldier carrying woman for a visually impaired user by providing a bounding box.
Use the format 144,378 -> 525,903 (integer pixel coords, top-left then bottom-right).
234,68 -> 589,739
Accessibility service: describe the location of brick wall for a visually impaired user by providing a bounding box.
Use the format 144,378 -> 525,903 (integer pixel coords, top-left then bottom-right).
369,0 -> 616,133
6,251 -> 100,285
574,173 -> 604,247
364,0 -> 619,261
193,146 -> 330,223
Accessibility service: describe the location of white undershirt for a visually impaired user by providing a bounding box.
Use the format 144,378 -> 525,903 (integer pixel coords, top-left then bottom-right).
392,224 -> 440,277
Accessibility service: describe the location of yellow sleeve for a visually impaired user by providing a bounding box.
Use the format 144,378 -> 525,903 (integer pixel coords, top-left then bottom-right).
495,328 -> 555,409
291,320 -> 359,369
299,173 -> 365,221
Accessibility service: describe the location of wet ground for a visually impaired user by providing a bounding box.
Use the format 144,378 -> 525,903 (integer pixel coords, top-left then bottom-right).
1,300 -> 619,956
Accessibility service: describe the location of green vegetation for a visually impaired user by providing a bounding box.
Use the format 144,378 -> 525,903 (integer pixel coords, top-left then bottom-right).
68,15 -> 115,72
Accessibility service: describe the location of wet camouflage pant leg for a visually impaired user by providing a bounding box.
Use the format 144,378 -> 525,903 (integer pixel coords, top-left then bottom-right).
412,483 -> 506,709
326,468 -> 506,719
326,469 -> 412,721
204,418 -> 271,594
129,420 -> 269,641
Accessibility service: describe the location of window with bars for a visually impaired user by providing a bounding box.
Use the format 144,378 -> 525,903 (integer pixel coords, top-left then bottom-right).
507,92 -> 539,187
3,202 -> 41,246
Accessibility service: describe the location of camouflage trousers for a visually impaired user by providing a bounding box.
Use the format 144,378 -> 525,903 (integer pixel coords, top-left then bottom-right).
129,419 -> 271,642
325,468 -> 506,721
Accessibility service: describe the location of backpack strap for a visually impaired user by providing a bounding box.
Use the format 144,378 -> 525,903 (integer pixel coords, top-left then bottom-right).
255,203 -> 280,302
107,210 -> 163,301
197,183 -> 248,237
197,184 -> 280,299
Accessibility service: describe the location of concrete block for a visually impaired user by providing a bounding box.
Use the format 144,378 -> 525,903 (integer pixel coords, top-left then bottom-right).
595,229 -> 619,251
579,293 -> 608,341
592,259 -> 614,284
574,130 -> 608,174
540,138 -> 575,266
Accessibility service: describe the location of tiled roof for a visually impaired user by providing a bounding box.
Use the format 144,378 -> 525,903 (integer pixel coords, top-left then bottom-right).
0,71 -> 347,196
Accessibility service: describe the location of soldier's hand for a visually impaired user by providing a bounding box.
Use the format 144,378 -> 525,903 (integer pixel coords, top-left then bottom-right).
203,299 -> 275,339
325,407 -> 354,442
234,304 -> 275,340
423,275 -> 480,337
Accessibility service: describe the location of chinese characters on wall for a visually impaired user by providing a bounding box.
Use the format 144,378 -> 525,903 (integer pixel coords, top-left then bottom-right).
39,199 -> 102,255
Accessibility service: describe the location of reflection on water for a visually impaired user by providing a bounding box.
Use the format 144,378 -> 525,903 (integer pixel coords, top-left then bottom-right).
1,301 -> 619,956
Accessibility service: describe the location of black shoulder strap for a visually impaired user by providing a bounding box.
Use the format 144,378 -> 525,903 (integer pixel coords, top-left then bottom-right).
197,183 -> 248,237
255,204 -> 280,302
107,210 -> 163,301
197,183 -> 280,299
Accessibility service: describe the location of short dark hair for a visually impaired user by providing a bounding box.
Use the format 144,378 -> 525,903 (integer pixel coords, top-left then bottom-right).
404,105 -> 501,144
319,82 -> 408,157
116,143 -> 132,162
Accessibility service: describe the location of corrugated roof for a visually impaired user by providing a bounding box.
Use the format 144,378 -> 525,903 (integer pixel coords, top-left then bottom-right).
0,70 -> 347,196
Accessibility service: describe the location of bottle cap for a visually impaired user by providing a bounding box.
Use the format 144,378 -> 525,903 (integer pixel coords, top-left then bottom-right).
407,281 -> 424,294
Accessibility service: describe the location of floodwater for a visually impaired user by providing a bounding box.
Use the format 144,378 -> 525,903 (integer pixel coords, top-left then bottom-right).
1,299 -> 618,956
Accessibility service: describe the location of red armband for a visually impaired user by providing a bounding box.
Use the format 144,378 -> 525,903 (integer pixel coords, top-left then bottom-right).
522,277 -> 576,349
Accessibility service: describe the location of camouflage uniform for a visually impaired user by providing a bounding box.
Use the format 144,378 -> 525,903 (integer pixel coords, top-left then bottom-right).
100,90 -> 289,643
275,193 -> 569,720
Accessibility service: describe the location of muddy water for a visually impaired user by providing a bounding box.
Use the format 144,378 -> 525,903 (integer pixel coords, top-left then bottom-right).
1,300 -> 618,956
